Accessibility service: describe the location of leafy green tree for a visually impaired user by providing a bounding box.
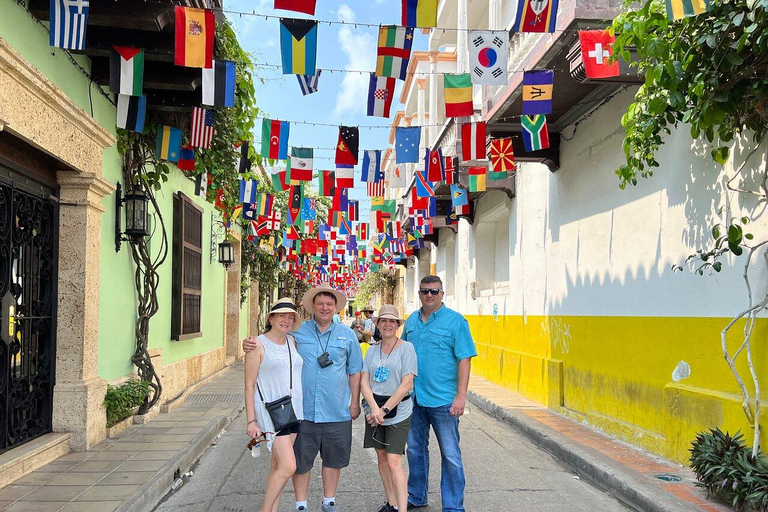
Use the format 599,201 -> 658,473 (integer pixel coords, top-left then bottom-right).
612,0 -> 768,455
356,269 -> 396,308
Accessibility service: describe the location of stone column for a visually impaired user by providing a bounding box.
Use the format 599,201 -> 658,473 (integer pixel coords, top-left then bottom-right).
224,236 -> 242,361
249,279 -> 260,334
428,52 -> 439,146
489,0 -> 501,30
53,171 -> 115,451
417,78 -> 427,154
457,0 -> 468,73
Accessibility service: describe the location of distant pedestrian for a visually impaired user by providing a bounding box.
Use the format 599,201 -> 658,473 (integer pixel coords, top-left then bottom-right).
243,283 -> 363,512
350,311 -> 365,342
362,305 -> 381,344
360,305 -> 417,512
243,297 -> 304,512
402,276 -> 476,512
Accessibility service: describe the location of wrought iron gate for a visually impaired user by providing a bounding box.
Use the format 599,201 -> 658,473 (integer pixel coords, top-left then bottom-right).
0,167 -> 58,454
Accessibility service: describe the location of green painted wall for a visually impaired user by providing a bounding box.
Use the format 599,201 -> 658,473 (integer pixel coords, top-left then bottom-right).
98,171 -> 231,381
2,0 -> 236,382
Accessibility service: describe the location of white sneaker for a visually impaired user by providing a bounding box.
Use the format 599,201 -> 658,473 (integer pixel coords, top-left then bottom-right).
321,502 -> 338,512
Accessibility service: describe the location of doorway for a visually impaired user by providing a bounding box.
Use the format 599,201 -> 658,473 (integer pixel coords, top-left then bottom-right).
0,160 -> 59,454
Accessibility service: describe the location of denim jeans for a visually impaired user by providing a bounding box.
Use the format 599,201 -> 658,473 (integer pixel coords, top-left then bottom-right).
406,399 -> 465,511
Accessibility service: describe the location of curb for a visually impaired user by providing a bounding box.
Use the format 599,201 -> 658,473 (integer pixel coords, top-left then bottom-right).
116,404 -> 244,512
467,391 -> 692,512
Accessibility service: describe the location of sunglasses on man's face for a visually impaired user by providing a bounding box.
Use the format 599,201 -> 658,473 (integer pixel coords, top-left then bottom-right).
419,288 -> 442,296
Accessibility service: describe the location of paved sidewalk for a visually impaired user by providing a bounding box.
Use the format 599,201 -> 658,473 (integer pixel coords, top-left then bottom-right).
0,364 -> 245,512
468,375 -> 730,512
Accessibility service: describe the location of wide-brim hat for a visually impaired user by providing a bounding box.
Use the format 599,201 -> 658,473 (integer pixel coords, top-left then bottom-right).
266,298 -> 303,332
361,304 -> 375,312
373,304 -> 404,326
301,283 -> 347,313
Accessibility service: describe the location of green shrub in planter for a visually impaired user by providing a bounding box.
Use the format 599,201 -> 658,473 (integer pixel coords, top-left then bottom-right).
690,428 -> 768,511
104,379 -> 151,428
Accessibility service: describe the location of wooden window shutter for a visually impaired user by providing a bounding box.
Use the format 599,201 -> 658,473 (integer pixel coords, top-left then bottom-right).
172,192 -> 203,340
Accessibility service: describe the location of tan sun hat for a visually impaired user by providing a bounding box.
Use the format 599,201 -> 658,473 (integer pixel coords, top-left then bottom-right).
301,283 -> 347,313
361,304 -> 375,313
372,304 -> 404,326
266,297 -> 303,332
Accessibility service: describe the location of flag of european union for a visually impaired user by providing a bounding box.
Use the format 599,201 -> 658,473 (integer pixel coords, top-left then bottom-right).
395,127 -> 421,163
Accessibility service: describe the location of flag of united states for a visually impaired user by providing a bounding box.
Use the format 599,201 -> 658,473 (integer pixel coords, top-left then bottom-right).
367,181 -> 384,197
190,108 -> 215,148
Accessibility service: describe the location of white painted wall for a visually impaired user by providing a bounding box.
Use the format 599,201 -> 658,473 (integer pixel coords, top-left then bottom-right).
415,88 -> 768,321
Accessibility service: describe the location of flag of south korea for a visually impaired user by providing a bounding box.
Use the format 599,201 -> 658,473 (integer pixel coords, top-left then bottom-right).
468,30 -> 509,86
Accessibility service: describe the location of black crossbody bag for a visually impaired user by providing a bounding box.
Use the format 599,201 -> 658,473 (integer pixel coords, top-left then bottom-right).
258,338 -> 299,431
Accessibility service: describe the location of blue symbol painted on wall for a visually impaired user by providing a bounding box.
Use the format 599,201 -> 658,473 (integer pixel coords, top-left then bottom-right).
493,303 -> 498,321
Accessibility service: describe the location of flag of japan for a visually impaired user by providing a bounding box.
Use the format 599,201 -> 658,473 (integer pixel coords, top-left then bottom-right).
461,122 -> 486,161
578,30 -> 620,79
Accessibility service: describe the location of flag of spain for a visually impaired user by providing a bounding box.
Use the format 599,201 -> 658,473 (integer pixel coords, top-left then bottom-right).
174,7 -> 214,68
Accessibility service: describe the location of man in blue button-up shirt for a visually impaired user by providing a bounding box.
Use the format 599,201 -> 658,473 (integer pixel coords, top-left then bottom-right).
244,283 -> 362,512
401,275 -> 476,512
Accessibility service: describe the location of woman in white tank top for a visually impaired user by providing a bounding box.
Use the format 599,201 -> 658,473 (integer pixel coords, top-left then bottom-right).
244,297 -> 304,512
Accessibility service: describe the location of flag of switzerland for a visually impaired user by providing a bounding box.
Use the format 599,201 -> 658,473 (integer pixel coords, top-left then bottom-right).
578,30 -> 620,79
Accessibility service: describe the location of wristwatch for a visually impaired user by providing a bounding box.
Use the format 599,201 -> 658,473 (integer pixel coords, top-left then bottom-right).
382,407 -> 390,415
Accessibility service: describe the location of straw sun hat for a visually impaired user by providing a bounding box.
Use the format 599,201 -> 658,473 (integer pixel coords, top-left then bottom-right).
266,297 -> 303,332
300,282 -> 347,313
372,304 -> 405,326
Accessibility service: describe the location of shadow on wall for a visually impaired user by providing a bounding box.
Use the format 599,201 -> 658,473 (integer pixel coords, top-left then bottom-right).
485,97 -> 768,462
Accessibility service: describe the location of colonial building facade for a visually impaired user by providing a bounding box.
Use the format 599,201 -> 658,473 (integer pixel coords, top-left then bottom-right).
388,0 -> 768,463
0,0 -> 252,482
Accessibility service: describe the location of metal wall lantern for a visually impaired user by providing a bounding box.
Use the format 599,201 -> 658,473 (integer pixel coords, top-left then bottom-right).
210,211 -> 236,269
218,239 -> 235,269
115,182 -> 150,252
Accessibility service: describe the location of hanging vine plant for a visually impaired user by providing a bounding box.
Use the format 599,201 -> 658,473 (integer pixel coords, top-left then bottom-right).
612,0 -> 768,456
115,20 -> 261,413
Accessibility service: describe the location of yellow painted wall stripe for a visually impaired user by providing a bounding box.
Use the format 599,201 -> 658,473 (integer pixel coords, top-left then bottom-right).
466,314 -> 768,463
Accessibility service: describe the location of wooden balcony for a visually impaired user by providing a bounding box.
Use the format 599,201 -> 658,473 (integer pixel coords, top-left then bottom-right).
26,0 -> 224,109
482,0 -> 642,171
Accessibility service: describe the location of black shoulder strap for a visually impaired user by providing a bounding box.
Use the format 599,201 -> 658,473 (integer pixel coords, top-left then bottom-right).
256,336 -> 293,403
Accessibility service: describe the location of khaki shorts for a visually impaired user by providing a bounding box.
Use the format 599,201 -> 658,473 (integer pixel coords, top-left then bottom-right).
363,416 -> 412,455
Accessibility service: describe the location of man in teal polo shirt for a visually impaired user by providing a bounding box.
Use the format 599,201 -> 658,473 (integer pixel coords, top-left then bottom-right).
401,275 -> 476,512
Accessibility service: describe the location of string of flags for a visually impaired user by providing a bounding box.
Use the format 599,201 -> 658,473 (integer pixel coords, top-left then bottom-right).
46,0 -> 674,294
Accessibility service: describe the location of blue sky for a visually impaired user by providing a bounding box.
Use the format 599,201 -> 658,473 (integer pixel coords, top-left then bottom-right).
228,0 -> 427,218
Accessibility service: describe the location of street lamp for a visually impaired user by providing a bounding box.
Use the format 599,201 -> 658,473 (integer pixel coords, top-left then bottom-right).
218,239 -> 235,269
115,182 -> 150,252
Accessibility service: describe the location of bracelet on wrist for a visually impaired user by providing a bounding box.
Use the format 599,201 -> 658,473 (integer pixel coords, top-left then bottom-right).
247,419 -> 257,425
